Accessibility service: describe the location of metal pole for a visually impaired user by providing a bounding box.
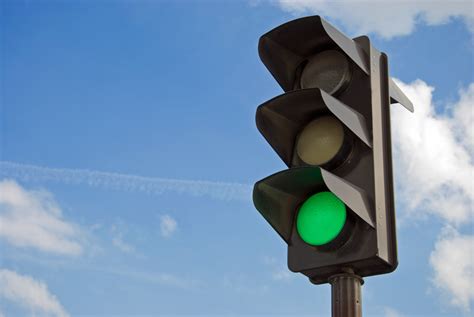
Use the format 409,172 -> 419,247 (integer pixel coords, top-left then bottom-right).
329,269 -> 364,317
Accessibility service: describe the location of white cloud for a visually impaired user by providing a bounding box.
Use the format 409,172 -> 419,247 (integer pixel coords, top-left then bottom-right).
275,0 -> 474,38
262,255 -> 277,265
429,227 -> 474,311
262,255 -> 294,282
112,235 -> 135,253
0,161 -> 252,202
453,83 -> 474,155
391,80 -> 473,225
222,274 -> 270,295
272,269 -> 293,281
0,269 -> 69,317
391,79 -> 474,311
160,215 -> 177,238
0,180 -> 83,256
384,307 -> 404,317
102,267 -> 200,290
110,223 -> 135,253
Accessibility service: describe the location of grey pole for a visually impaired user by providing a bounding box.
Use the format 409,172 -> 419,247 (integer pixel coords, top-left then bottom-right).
328,269 -> 364,317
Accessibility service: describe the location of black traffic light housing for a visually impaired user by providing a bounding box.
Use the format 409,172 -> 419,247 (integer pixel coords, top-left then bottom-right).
253,16 -> 413,284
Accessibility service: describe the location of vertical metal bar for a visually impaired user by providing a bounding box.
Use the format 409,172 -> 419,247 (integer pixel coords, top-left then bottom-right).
329,271 -> 363,317
370,43 -> 397,265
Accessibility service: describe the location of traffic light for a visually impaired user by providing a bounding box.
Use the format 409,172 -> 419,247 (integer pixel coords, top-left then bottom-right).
253,16 -> 413,284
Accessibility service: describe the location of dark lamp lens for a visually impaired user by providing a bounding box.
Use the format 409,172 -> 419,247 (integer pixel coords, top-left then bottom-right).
300,50 -> 352,95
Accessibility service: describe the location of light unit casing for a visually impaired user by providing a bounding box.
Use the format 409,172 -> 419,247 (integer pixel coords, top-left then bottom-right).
253,16 -> 413,284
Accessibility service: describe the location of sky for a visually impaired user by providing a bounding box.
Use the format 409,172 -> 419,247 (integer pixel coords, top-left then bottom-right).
0,0 -> 473,316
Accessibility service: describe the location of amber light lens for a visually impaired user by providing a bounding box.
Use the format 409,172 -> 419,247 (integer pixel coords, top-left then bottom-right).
296,115 -> 345,166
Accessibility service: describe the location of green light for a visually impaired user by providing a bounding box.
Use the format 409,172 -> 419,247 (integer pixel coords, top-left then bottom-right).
296,191 -> 346,246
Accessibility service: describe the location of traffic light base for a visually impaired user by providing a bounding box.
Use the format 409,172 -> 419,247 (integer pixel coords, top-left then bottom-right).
329,269 -> 364,317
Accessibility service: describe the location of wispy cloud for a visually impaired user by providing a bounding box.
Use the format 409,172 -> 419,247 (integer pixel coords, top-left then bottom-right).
262,256 -> 294,282
384,307 -> 404,317
0,268 -> 69,317
271,269 -> 293,282
110,223 -> 135,254
273,0 -> 474,39
0,179 -> 83,256
0,161 -> 252,202
102,267 -> 200,290
222,274 -> 270,295
160,214 -> 178,238
2,250 -> 201,291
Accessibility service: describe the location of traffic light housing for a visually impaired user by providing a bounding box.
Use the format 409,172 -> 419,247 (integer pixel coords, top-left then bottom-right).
253,16 -> 413,284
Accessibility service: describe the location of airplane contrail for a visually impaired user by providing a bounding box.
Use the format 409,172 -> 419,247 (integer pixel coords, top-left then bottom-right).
0,161 -> 252,202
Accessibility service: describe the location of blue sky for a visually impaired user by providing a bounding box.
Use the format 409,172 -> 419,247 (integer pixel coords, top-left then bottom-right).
0,1 -> 473,316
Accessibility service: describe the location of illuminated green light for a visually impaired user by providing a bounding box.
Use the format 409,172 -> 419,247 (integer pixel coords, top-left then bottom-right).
296,191 -> 346,246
